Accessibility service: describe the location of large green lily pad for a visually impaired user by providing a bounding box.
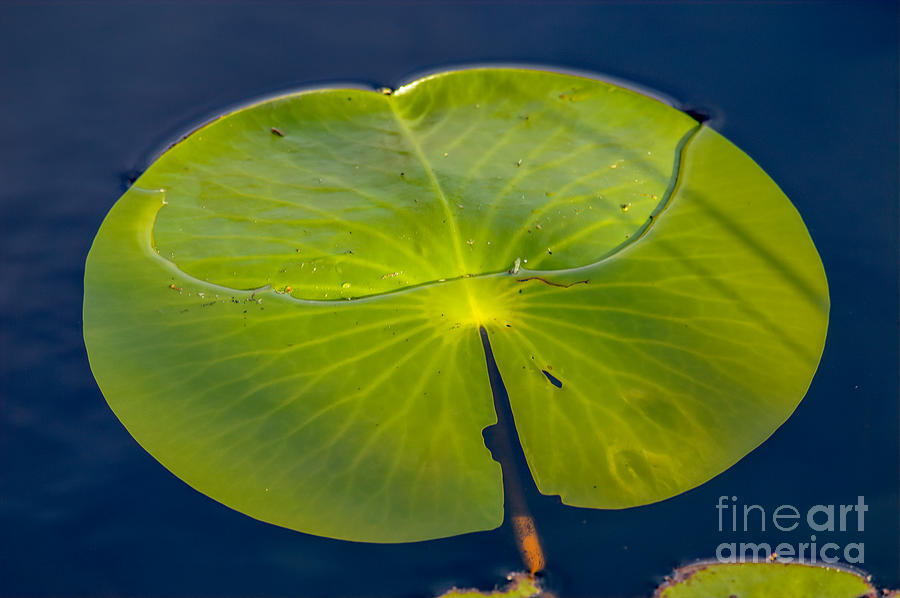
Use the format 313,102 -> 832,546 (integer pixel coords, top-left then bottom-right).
83,68 -> 828,542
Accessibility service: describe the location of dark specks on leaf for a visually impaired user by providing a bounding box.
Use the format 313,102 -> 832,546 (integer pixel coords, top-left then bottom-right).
542,370 -> 563,389
270,127 -> 284,137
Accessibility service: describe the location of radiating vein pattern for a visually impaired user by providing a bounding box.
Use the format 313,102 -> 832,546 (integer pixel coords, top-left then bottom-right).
485,127 -> 828,509
84,68 -> 828,543
145,69 -> 696,300
85,188 -> 504,541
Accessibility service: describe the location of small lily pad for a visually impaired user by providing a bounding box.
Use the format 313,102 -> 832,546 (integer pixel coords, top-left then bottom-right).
438,572 -> 541,598
654,561 -> 877,598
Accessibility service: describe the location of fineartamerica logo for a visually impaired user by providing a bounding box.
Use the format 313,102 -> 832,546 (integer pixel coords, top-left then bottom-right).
714,496 -> 867,565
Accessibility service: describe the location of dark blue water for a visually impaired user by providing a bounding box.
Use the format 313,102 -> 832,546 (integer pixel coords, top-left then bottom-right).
1,2 -> 897,597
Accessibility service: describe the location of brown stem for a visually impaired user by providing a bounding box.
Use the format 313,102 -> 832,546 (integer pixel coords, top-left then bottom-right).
479,327 -> 546,575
